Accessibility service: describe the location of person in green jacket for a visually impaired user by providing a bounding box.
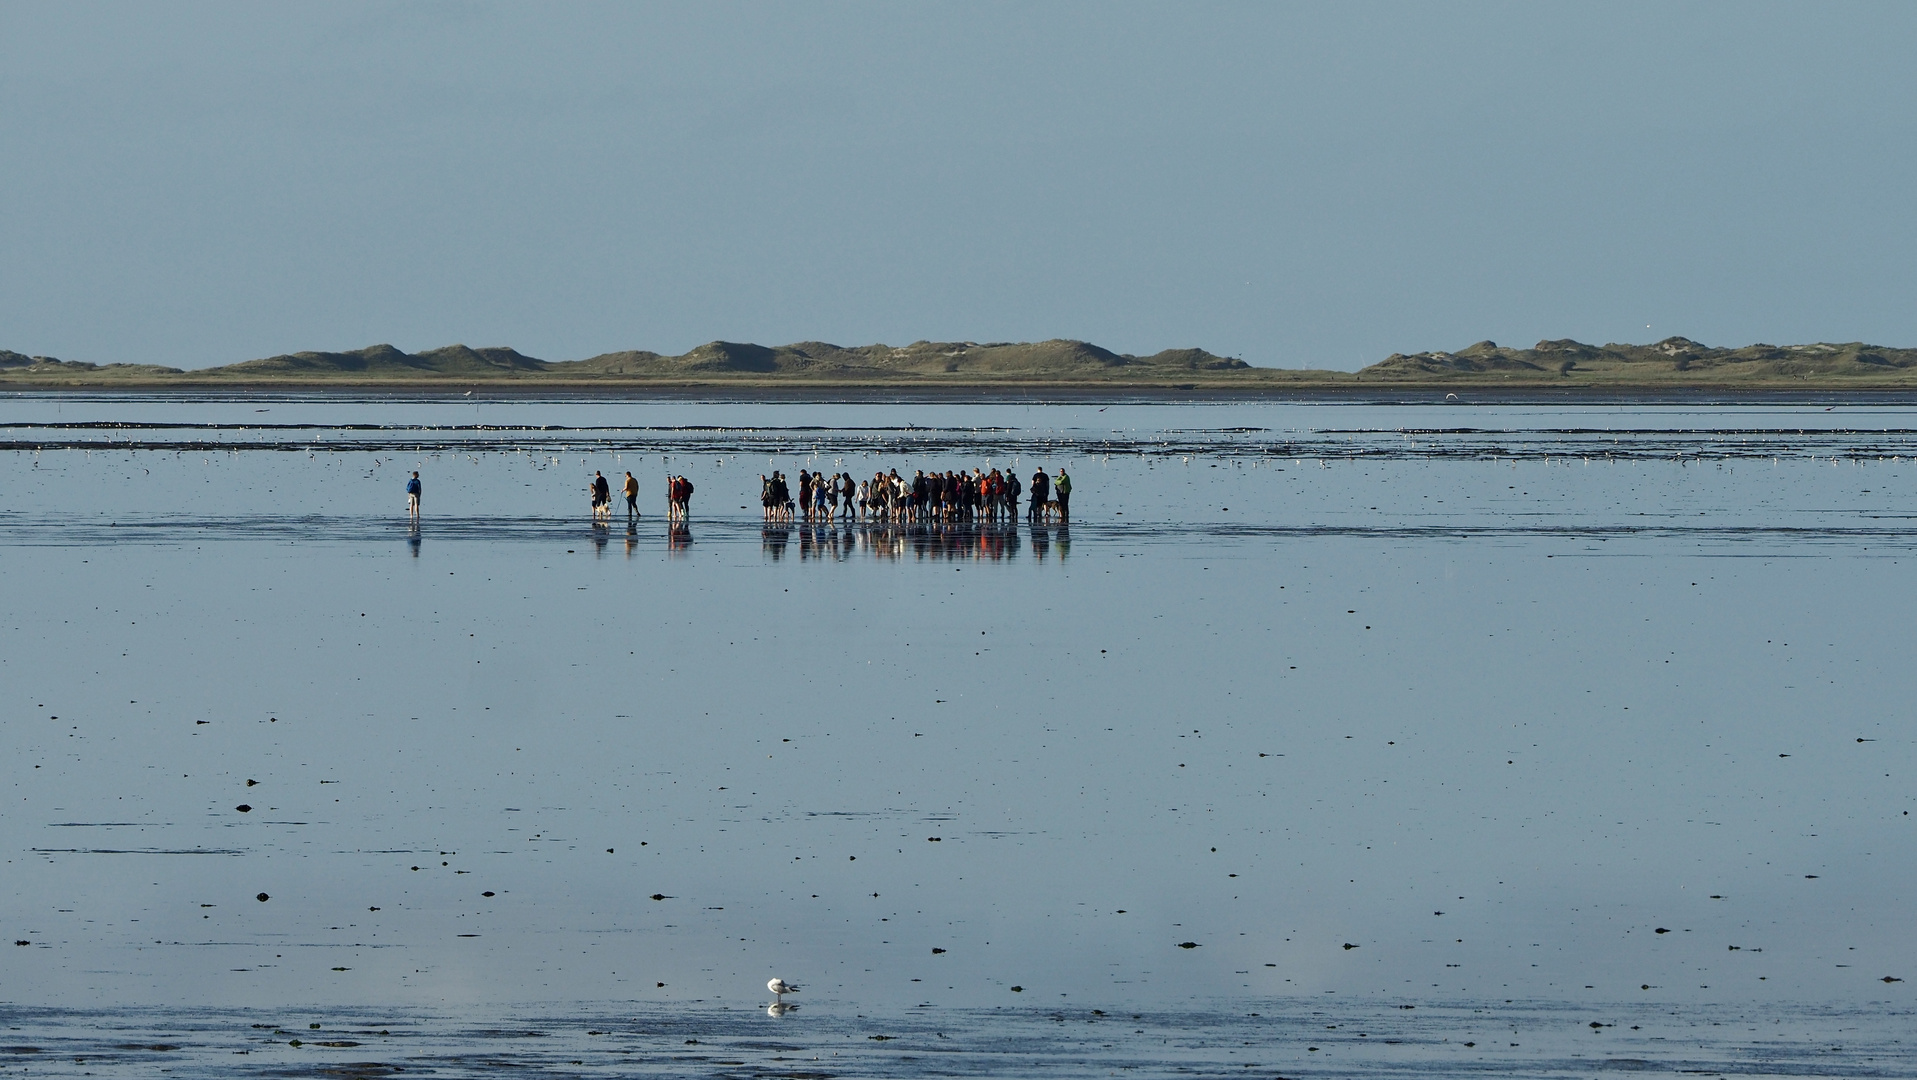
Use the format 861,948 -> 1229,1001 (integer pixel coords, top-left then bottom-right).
1053,468 -> 1072,522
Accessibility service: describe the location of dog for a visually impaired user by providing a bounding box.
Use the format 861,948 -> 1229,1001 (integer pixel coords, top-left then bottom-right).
1035,499 -> 1066,524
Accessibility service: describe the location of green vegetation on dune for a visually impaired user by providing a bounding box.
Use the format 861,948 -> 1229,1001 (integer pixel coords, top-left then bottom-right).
0,338 -> 1270,387
0,349 -> 183,379
214,343 -> 547,378
1360,337 -> 1917,386
570,339 -> 1255,378
8,335 -> 1917,391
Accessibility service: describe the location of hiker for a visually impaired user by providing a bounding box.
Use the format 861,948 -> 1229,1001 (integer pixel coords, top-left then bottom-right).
405,471 -> 421,518
591,471 -> 612,521
1028,468 -> 1049,522
624,471 -> 640,519
1053,468 -> 1071,522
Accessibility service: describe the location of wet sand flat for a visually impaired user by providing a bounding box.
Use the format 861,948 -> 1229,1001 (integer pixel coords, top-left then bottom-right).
1,397 -> 1912,1075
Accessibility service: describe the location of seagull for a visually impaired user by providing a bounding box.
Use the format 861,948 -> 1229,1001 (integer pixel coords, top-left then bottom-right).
767,977 -> 798,1002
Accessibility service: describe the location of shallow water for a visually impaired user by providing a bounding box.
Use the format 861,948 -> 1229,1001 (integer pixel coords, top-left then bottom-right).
2,395 -> 1912,1075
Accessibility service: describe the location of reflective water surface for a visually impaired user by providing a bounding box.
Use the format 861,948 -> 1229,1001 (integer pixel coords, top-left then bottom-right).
2,395 -> 1912,1076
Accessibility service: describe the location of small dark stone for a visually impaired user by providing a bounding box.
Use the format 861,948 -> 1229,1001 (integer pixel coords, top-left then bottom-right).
649,893 -> 667,901
245,779 -> 258,786
256,893 -> 269,902
931,947 -> 946,954
1010,985 -> 1023,992
1177,941 -> 1200,949
1884,976 -> 1905,983
12,941 -> 28,947
235,804 -> 252,813
481,891 -> 495,897
1655,927 -> 1670,934
1342,943 -> 1358,950
927,837 -> 941,842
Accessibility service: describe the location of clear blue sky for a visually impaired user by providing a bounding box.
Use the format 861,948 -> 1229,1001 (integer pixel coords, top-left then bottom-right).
3,1 -> 1913,370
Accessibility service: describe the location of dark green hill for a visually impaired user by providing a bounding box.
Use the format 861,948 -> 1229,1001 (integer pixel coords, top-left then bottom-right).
214,344 -> 547,377
13,334 -> 1917,391
128,338 -> 1257,383
1358,337 -> 1917,385
568,339 -> 1250,378
0,350 -> 182,378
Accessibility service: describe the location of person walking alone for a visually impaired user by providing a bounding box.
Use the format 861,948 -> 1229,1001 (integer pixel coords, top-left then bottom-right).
405,471 -> 422,519
624,471 -> 640,520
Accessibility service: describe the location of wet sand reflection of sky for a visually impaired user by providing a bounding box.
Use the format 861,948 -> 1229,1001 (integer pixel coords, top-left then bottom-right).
1,400 -> 1912,1074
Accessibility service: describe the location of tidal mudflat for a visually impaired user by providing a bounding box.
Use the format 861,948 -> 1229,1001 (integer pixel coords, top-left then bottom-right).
2,396 -> 1912,1076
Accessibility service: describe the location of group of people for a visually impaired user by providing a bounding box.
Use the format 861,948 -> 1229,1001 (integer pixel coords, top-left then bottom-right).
407,464 -> 1071,526
760,466 -> 1071,525
587,470 -> 694,522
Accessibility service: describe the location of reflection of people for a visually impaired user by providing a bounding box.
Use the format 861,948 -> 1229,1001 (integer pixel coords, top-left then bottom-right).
763,524 -> 790,560
1053,468 -> 1071,522
405,471 -> 422,518
624,471 -> 639,519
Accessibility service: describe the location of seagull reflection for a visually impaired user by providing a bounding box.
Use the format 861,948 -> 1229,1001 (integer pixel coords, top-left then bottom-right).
766,1002 -> 798,1017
